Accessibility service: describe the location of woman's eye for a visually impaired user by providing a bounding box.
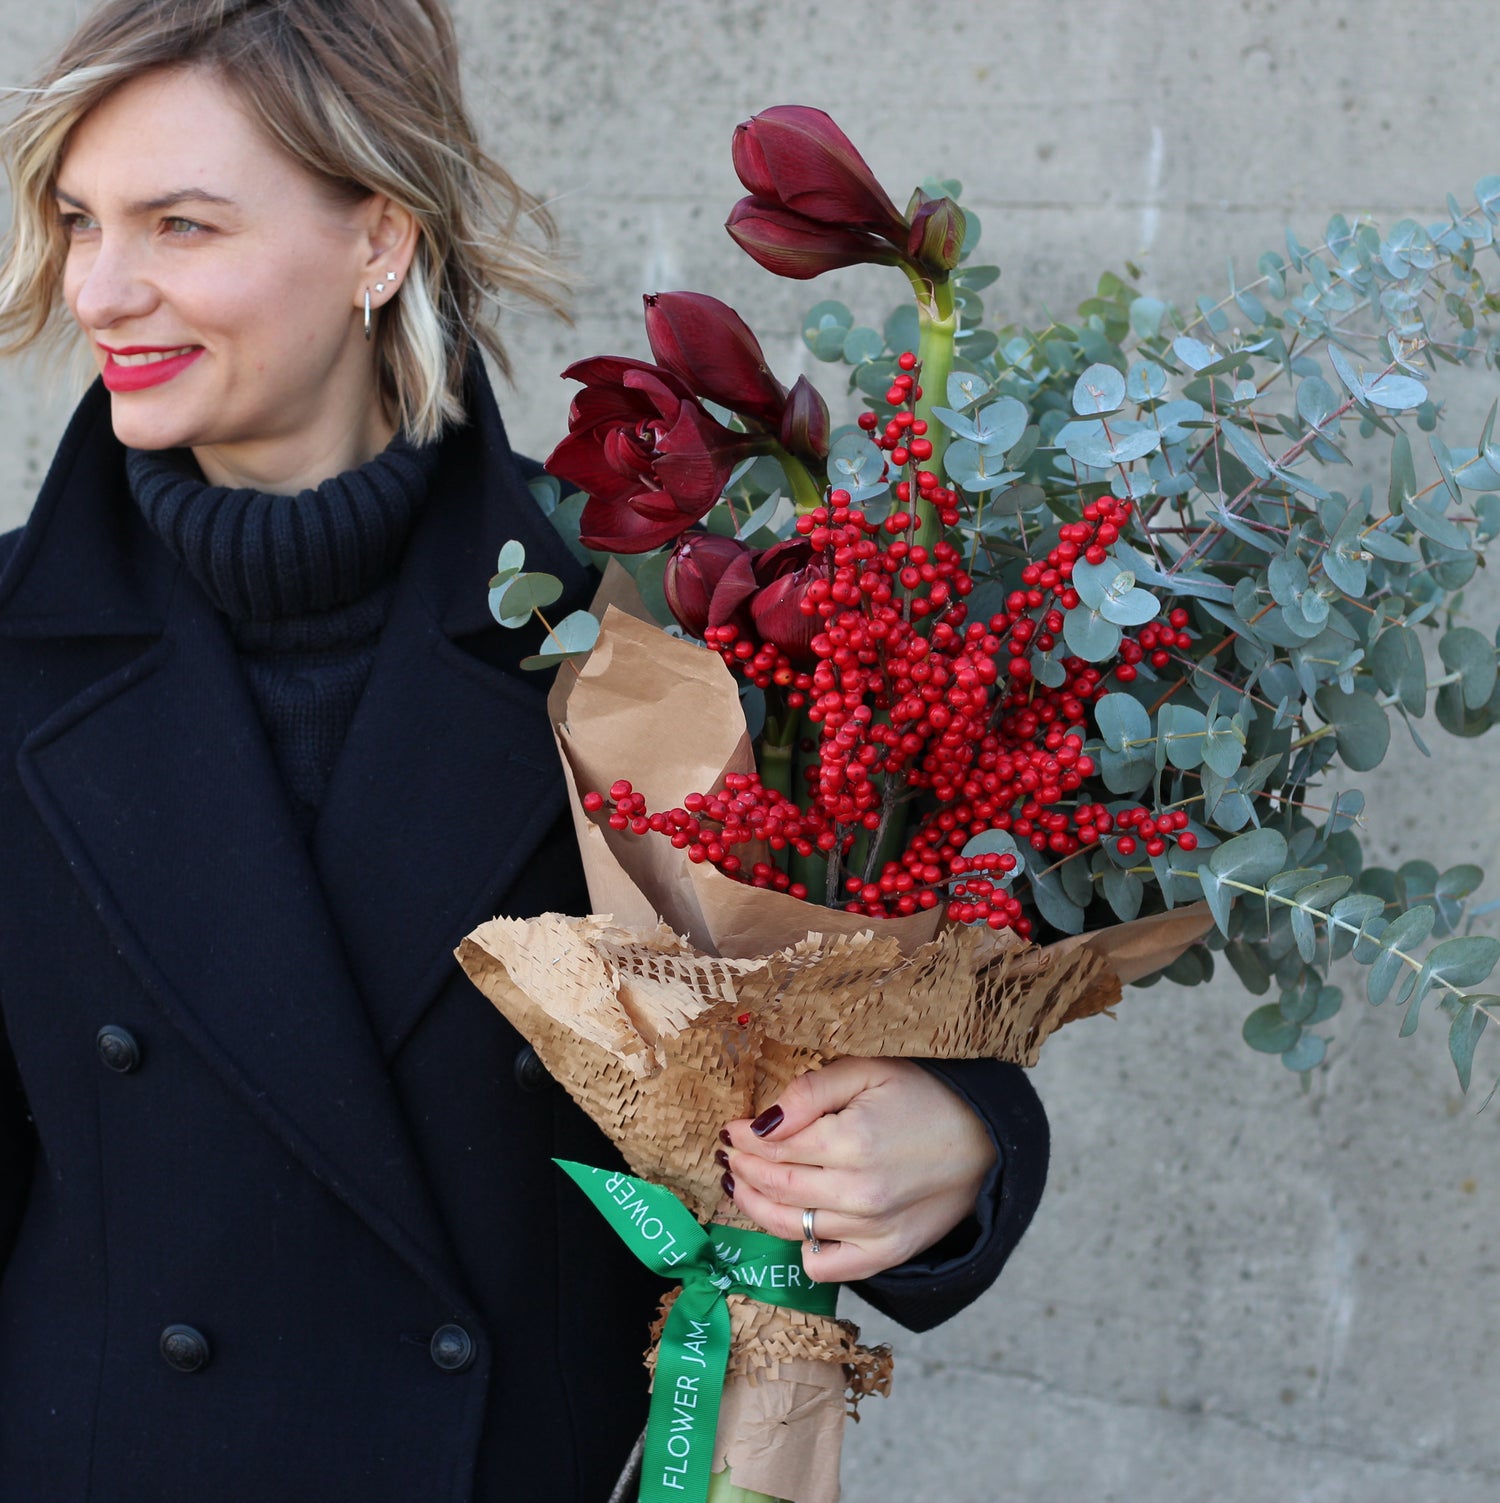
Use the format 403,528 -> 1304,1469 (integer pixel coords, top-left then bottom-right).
162,217 -> 205,235
58,212 -> 96,236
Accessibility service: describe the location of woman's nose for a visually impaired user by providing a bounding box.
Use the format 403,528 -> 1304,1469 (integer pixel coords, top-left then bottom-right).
68,238 -> 158,330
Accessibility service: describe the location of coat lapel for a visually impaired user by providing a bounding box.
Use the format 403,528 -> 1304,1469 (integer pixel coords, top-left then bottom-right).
311,364 -> 592,1056
5,384 -> 472,1311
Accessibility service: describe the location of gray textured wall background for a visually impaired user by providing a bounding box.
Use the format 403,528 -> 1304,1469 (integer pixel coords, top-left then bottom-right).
2,3 -> 1497,1500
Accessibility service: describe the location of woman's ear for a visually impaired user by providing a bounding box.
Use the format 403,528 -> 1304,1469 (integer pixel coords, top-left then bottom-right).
354,195 -> 421,311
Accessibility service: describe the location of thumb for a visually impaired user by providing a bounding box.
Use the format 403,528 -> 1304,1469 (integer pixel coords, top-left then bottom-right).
749,1056 -> 888,1142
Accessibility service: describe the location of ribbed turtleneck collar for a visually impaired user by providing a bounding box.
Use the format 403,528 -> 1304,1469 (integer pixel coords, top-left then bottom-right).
125,436 -> 439,624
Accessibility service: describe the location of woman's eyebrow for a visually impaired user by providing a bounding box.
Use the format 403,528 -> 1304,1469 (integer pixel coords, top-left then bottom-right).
54,186 -> 239,215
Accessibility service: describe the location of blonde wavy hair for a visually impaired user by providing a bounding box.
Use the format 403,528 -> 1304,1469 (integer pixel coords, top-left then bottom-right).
0,0 -> 569,443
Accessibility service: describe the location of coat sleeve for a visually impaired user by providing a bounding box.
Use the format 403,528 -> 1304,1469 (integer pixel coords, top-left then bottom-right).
851,1059 -> 1047,1333
0,997 -> 37,1272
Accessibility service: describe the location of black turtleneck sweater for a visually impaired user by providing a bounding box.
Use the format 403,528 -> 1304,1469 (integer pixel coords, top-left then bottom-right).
126,437 -> 439,835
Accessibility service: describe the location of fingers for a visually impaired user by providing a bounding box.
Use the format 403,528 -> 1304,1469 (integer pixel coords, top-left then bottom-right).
722,1056 -> 892,1166
716,1056 -> 996,1281
724,1171 -> 911,1283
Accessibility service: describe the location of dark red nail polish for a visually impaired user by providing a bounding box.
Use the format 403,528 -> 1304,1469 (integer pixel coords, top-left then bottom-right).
720,1171 -> 735,1199
719,1128 -> 733,1147
750,1104 -> 783,1137
714,1149 -> 729,1170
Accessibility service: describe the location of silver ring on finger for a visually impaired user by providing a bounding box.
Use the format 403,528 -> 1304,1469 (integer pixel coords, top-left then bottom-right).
802,1206 -> 821,1254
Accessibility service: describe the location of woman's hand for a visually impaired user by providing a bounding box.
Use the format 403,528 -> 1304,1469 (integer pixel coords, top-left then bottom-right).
719,1058 -> 997,1283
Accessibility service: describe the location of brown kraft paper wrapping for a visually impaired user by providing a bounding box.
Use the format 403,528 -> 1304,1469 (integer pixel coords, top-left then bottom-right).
457,600 -> 1214,1502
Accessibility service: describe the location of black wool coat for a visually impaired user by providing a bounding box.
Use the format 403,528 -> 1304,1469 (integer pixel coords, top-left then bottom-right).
0,368 -> 1050,1502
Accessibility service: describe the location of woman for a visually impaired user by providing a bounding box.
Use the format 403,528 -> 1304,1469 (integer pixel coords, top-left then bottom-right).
0,2 -> 1050,1498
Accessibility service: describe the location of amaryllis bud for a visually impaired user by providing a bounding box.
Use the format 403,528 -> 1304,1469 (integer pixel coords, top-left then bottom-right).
746,538 -> 828,663
905,194 -> 966,274
548,356 -> 759,553
644,291 -> 788,428
663,531 -> 752,637
777,375 -> 830,461
726,198 -> 899,281
731,105 -> 908,245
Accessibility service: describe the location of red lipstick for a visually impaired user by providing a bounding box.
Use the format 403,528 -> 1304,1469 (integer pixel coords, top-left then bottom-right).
101,345 -> 205,393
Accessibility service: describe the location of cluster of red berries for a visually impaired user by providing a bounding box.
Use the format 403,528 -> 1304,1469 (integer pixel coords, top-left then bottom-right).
582,777 -> 821,896
1115,613 -> 1194,682
702,626 -> 813,704
586,354 -> 1202,935
853,354 -> 963,530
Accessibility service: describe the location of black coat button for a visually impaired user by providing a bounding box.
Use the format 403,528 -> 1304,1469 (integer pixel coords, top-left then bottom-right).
513,1045 -> 549,1093
430,1323 -> 475,1373
96,1025 -> 142,1074
159,1324 -> 211,1373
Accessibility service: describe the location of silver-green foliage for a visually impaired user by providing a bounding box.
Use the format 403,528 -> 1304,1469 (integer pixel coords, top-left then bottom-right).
803,176 -> 1500,1094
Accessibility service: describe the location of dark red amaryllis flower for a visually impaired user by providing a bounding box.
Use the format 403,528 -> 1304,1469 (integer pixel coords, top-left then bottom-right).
905,193 -> 966,273
663,531 -> 753,638
725,198 -> 899,281
643,291 -> 787,429
731,105 -> 908,244
777,375 -> 831,461
744,538 -> 829,663
549,356 -> 759,553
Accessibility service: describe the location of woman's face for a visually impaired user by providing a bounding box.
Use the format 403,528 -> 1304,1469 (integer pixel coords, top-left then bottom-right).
57,66 -> 406,492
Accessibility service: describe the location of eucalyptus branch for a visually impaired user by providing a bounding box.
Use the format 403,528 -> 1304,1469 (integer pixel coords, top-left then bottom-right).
1205,873 -> 1500,1027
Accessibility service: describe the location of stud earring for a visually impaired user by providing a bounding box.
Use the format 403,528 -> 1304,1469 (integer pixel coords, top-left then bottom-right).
364,270 -> 400,342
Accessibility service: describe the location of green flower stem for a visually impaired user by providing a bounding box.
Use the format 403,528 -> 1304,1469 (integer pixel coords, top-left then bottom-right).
911,277 -> 956,555
706,1467 -> 786,1503
759,724 -> 796,802
772,446 -> 827,514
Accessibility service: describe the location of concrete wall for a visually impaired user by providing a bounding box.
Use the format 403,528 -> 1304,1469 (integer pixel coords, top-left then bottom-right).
3,3 -> 1497,1499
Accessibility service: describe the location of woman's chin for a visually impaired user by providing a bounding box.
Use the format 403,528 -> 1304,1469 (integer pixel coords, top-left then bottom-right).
106,404 -> 197,455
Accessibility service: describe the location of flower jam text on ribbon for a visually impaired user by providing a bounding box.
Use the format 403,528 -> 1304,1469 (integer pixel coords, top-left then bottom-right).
555,1159 -> 838,1503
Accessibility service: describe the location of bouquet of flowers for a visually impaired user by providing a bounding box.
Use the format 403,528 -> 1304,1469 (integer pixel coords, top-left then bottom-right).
460,106 -> 1500,1502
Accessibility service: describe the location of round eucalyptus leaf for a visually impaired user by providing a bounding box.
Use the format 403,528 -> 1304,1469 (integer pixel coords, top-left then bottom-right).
1069,556 -> 1117,610
1439,626 -> 1497,709
1173,335 -> 1218,372
1160,704 -> 1207,770
1063,607 -> 1123,662
972,398 -> 1029,454
884,303 -> 920,357
1094,693 -> 1152,751
1127,360 -> 1169,402
1363,372 -> 1428,411
494,538 -> 526,580
493,570 -> 564,628
1281,1032 -> 1327,1072
946,370 -> 991,409
1202,716 -> 1246,777
1243,1004 -> 1302,1054
1098,583 -> 1161,628
1072,362 -> 1127,416
1313,686 -> 1391,772
518,608 -> 600,671
842,325 -> 885,365
1102,864 -> 1144,921
1129,298 -> 1167,339
1029,868 -> 1085,935
945,439 -> 1021,493
1370,625 -> 1427,716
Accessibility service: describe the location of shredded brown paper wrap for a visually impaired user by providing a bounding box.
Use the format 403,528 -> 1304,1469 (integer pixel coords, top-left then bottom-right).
457,589 -> 1213,1502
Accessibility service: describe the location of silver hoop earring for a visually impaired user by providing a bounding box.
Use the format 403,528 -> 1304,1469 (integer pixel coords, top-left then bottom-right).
363,288 -> 373,342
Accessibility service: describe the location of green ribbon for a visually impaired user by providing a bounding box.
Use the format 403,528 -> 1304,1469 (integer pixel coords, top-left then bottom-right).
555,1160 -> 838,1503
